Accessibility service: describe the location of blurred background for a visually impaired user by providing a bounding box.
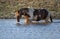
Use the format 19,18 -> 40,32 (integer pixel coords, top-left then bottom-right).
0,0 -> 60,19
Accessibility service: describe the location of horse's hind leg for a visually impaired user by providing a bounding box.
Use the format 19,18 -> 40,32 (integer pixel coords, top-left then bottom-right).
50,15 -> 53,22
24,15 -> 31,24
45,15 -> 53,23
44,16 -> 50,23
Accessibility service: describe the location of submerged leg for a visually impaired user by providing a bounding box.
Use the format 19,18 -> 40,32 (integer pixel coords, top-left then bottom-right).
24,15 -> 31,24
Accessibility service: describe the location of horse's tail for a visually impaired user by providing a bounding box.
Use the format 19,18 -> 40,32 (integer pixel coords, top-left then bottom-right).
50,15 -> 53,22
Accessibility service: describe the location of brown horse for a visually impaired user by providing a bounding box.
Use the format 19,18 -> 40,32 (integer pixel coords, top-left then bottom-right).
15,8 -> 53,24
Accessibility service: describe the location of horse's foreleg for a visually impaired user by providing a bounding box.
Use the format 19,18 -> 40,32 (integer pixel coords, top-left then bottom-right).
50,15 -> 53,22
24,15 -> 31,24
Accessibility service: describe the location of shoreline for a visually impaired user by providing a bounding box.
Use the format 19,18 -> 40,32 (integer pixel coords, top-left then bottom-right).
0,18 -> 60,19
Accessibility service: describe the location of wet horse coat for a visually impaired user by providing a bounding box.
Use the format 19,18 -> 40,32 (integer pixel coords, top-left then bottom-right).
15,8 -> 52,24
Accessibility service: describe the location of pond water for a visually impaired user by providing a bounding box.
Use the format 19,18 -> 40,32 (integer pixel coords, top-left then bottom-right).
0,19 -> 60,39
